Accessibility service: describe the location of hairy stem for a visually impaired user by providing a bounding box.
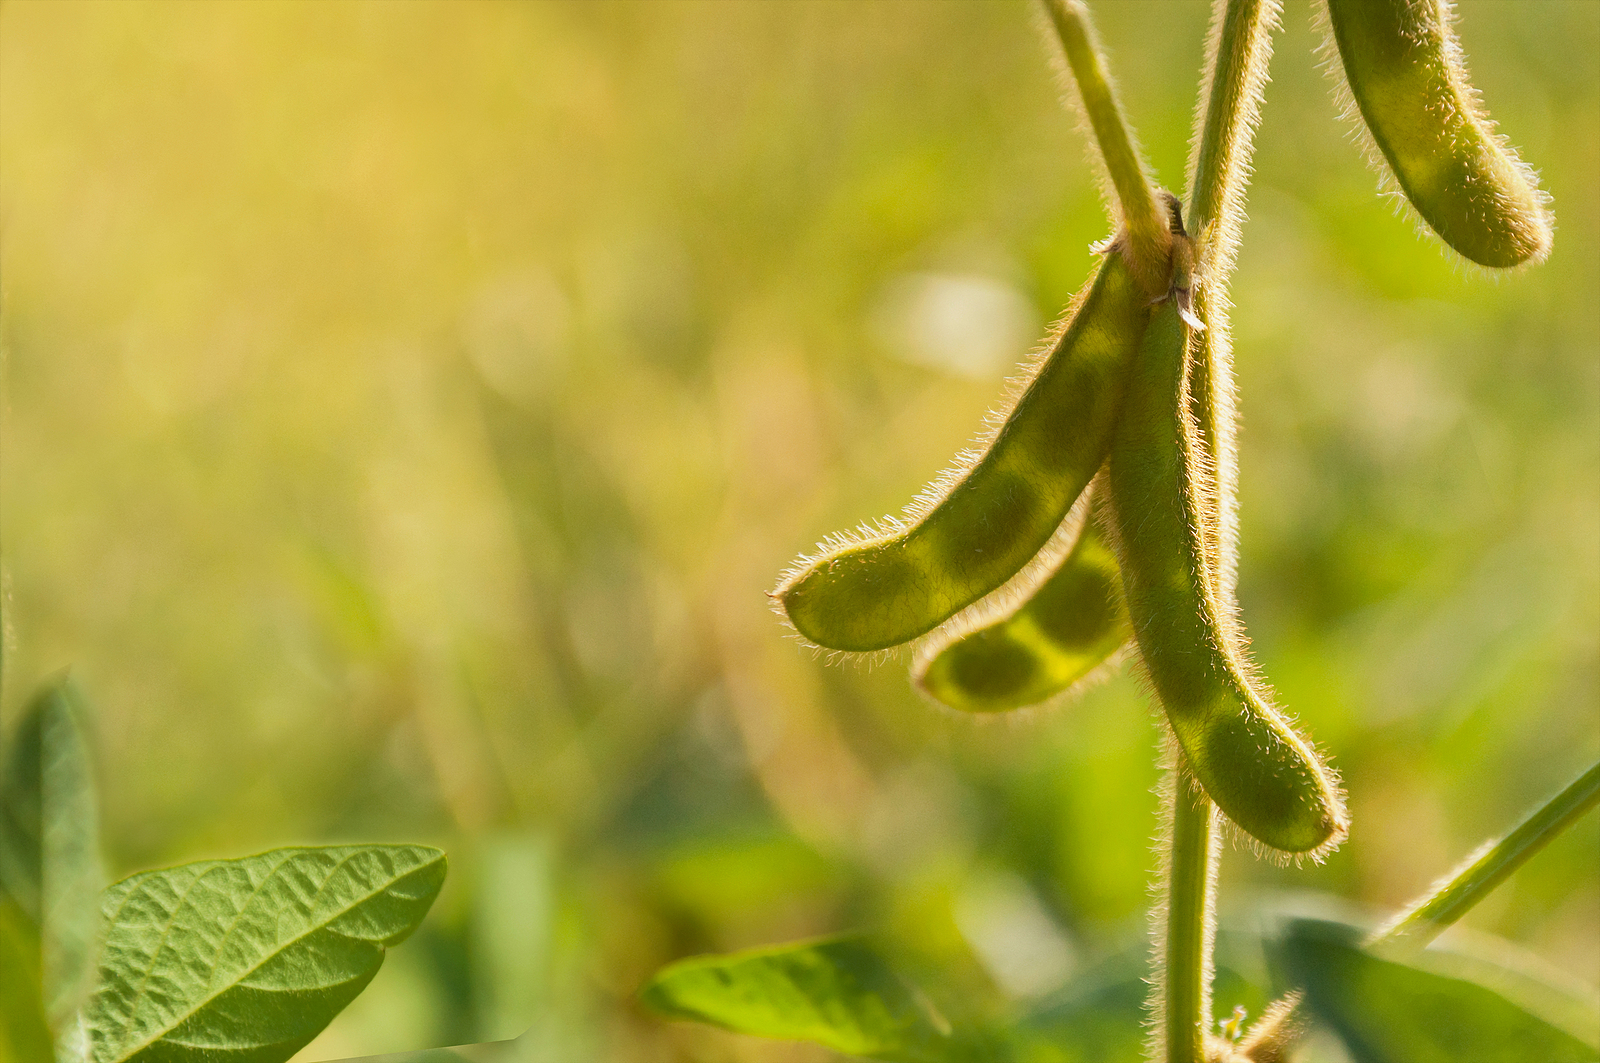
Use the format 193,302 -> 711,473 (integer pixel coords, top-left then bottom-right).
1183,0 -> 1280,605
1150,5 -> 1283,1060
1163,757 -> 1219,1063
1185,0 -> 1282,280
1375,760 -> 1600,951
1041,0 -> 1168,282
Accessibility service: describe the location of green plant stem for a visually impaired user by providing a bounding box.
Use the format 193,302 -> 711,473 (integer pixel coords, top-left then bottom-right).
1375,760 -> 1600,950
1041,0 -> 1166,259
1186,0 -> 1278,267
1182,0 -> 1279,610
1150,6 -> 1281,1061
1164,759 -> 1218,1063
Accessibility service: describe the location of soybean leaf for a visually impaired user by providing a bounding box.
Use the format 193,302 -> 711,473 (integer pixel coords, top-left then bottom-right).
0,676 -> 105,1035
84,845 -> 447,1063
1006,957 -> 1148,1063
1009,938 -> 1266,1062
641,935 -> 974,1063
317,1033 -> 525,1062
1279,918 -> 1599,1063
0,893 -> 53,1063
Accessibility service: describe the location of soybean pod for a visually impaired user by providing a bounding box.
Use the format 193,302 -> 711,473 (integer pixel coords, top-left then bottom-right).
1107,298 -> 1346,856
776,246 -> 1153,653
1323,0 -> 1552,268
913,487 -> 1130,713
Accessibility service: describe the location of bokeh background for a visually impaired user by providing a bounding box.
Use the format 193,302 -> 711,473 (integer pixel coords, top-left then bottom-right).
2,1 -> 1596,1059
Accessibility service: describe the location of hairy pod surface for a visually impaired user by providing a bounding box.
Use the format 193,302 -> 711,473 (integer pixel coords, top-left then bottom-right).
1324,0 -> 1552,268
913,493 -> 1130,713
776,248 -> 1151,653
1108,301 -> 1346,855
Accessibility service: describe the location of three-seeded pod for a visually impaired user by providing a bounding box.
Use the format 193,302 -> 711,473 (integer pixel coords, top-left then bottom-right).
913,489 -> 1130,713
1107,299 -> 1347,856
774,246 -> 1152,653
1323,0 -> 1552,268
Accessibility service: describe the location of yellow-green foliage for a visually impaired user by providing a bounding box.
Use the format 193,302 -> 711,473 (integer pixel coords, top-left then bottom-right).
1106,300 -> 1346,857
775,248 -> 1151,653
1323,0 -> 1552,268
913,494 -> 1129,713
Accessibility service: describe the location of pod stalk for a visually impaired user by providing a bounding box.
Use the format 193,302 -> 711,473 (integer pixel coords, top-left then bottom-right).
1041,0 -> 1170,292
1185,0 -> 1281,282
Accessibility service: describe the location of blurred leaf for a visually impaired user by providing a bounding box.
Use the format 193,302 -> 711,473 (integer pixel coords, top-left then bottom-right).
85,845 -> 446,1063
1279,918 -> 1599,1063
0,894 -> 52,1063
0,676 -> 104,1036
1006,959 -> 1144,1063
326,1054 -> 474,1063
468,835 -> 551,1043
651,832 -> 840,923
1008,945 -> 1265,1063
641,935 -> 980,1062
316,1034 -> 524,1063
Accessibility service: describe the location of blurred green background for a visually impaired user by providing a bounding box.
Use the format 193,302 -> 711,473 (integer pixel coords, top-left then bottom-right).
1,1 -> 1595,1059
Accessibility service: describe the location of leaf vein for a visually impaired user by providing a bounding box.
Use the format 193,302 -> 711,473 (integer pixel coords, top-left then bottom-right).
101,848 -> 433,1063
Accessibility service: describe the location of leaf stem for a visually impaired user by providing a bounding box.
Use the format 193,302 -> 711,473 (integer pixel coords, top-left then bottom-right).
1162,757 -> 1218,1063
1041,0 -> 1167,276
1374,760 -> 1600,950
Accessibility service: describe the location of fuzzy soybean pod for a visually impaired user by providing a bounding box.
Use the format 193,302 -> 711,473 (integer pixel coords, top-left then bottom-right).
776,247 -> 1153,653
1323,0 -> 1552,268
912,499 -> 1129,713
1108,300 -> 1346,856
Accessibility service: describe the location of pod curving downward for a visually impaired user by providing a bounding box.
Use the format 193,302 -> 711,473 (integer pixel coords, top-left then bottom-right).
775,246 -> 1152,653
913,488 -> 1130,713
1323,0 -> 1552,268
1107,300 -> 1347,856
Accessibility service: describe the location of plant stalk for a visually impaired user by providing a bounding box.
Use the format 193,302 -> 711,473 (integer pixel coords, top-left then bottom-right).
1182,0 -> 1278,608
1040,0 -> 1167,274
1186,0 -> 1279,267
1163,757 -> 1219,1063
1375,759 -> 1600,950
1152,5 -> 1281,1061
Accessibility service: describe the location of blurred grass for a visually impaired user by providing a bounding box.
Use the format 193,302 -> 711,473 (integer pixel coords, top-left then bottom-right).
0,1 -> 1595,1059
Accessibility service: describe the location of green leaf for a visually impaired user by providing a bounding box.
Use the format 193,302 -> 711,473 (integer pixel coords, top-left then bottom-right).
1007,957 -> 1146,1063
0,894 -> 53,1063
1279,918 -> 1599,1063
641,935 -> 970,1063
0,675 -> 105,1037
313,1033 -> 524,1062
84,845 -> 447,1063
1009,945 -> 1266,1063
